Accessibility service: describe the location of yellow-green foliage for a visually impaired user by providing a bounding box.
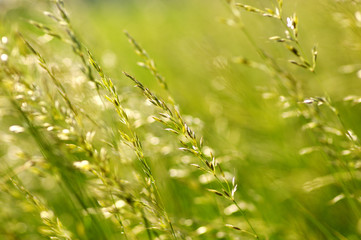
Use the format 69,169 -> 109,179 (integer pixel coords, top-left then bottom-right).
1,0 -> 361,239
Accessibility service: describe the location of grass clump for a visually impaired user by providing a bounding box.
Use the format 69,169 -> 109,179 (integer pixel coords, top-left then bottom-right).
1,0 -> 361,239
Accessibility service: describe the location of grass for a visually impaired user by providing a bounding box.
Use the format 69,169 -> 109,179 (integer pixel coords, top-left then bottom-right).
1,0 -> 361,239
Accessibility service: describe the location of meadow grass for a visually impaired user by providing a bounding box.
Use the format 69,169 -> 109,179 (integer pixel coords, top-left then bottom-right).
1,0 -> 361,239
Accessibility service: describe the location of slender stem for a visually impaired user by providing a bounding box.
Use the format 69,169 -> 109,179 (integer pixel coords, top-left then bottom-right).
232,200 -> 259,239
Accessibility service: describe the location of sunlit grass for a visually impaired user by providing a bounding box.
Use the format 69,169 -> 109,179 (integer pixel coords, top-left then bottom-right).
1,0 -> 361,239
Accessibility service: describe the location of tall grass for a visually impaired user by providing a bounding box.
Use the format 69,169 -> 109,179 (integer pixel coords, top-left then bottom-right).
1,0 -> 361,239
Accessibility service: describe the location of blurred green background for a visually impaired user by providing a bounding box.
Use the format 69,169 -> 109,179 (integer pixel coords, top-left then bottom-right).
1,0 -> 361,239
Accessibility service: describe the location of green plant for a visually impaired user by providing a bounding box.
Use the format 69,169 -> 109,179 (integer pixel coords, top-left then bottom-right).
1,0 -> 361,239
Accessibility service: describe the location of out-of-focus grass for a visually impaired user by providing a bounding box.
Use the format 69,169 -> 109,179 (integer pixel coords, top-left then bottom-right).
1,0 -> 361,239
